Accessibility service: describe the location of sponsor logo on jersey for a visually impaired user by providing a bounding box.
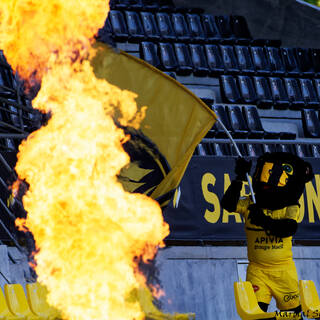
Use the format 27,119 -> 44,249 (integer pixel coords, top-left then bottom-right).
283,293 -> 299,302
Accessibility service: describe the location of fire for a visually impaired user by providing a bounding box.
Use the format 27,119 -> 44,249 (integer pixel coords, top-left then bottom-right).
0,1 -> 169,320
0,0 -> 108,83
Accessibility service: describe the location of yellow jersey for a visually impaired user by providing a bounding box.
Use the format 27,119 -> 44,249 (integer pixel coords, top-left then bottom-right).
236,197 -> 300,268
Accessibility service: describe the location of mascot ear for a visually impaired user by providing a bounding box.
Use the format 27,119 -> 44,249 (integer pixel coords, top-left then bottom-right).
304,161 -> 314,183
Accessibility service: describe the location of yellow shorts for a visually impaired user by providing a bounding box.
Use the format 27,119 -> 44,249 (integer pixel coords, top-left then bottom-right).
246,262 -> 300,310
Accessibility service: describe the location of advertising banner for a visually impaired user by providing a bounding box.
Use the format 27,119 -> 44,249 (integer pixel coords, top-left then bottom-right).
164,156 -> 320,241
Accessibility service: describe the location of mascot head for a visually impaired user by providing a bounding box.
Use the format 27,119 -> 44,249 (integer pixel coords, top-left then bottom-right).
252,152 -> 314,210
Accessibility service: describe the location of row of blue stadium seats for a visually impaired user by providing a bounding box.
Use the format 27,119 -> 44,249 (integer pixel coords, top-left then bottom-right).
209,104 -> 320,139
208,105 -> 296,140
196,141 -> 320,158
220,75 -> 320,110
101,10 -> 280,46
137,42 -> 320,78
110,0 -> 185,13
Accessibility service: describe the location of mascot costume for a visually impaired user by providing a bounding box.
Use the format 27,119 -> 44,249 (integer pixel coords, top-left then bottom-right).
221,152 -> 314,318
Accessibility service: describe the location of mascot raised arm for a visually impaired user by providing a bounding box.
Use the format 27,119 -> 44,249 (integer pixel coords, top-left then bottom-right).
221,152 -> 314,318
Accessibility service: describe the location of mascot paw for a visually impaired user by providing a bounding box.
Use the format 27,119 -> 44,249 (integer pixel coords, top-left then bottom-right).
235,157 -> 252,181
248,204 -> 266,227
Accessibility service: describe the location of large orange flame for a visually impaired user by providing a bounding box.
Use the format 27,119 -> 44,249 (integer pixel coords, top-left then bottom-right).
0,1 -> 108,82
0,1 -> 169,319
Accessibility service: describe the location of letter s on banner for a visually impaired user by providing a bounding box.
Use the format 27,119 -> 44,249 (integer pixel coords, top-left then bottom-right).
201,172 -> 220,223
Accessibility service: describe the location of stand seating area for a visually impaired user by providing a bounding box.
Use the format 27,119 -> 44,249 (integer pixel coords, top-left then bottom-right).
97,0 -> 320,161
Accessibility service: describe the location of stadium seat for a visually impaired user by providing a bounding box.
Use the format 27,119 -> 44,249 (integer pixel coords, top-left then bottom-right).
156,12 -> 176,42
225,105 -> 249,138
135,286 -> 195,319
234,45 -> 255,75
252,76 -> 273,109
311,144 -> 320,157
0,286 -> 17,319
0,137 -> 16,152
188,87 -> 215,105
173,43 -> 194,75
265,47 -> 286,76
313,78 -> 320,101
268,77 -> 290,110
299,280 -> 320,319
220,75 -> 243,104
230,143 -> 248,157
196,143 -> 206,156
125,11 -> 146,41
213,143 -> 232,156
263,144 -> 277,153
246,143 -> 263,157
280,47 -> 300,77
204,126 -> 215,138
220,45 -> 240,74
242,105 -> 265,138
1,99 -> 22,129
188,44 -> 209,76
97,18 -> 114,45
185,13 -> 206,43
234,281 -> 277,319
301,109 -> 320,138
171,13 -> 191,42
299,78 -> 319,109
0,53 -> 14,87
250,46 -> 271,75
212,143 -> 227,156
197,142 -> 215,156
26,283 -> 61,320
215,16 -> 235,44
237,75 -> 258,104
211,105 -> 233,138
295,47 -> 314,77
158,43 -> 178,71
201,142 -> 215,155
295,144 -> 311,158
283,78 -> 305,110
204,44 -> 225,76
277,144 -> 295,154
230,16 -> 252,45
0,69 -> 7,88
4,284 -> 39,319
140,12 -> 161,41
201,14 -> 223,43
310,48 -> 320,76
139,42 -> 162,69
109,10 -> 129,42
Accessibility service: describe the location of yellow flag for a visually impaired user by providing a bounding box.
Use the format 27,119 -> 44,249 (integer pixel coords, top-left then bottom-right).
91,43 -> 216,207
